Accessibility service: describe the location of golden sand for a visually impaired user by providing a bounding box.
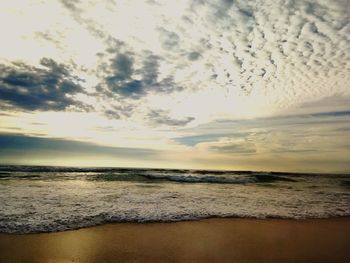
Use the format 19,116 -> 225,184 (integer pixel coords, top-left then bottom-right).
0,218 -> 350,263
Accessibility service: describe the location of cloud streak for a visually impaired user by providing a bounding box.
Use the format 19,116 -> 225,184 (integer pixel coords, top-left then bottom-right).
0,133 -> 159,159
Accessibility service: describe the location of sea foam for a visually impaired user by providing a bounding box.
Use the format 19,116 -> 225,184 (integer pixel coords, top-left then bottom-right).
0,166 -> 349,233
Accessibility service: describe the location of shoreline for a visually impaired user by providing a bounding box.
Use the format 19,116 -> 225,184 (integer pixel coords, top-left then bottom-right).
1,217 -> 350,262
1,215 -> 350,235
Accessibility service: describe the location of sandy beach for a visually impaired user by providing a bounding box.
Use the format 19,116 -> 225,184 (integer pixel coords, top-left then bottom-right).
0,218 -> 349,263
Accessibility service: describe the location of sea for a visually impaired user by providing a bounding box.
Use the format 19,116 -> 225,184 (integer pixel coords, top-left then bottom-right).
0,165 -> 349,234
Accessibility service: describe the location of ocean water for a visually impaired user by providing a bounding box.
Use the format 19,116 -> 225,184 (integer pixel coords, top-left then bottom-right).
0,165 -> 349,234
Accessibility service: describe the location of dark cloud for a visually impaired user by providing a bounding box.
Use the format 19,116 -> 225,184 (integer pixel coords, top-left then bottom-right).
141,53 -> 159,85
0,58 -> 88,111
109,53 -> 134,81
104,109 -> 122,119
0,133 -> 159,159
104,104 -> 133,119
155,77 -> 184,93
310,111 -> 350,117
187,51 -> 201,61
107,79 -> 143,97
104,52 -> 143,98
103,52 -> 181,99
60,0 -> 81,12
148,110 -> 194,126
158,27 -> 180,50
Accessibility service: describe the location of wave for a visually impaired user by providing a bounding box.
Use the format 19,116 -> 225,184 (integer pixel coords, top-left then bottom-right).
1,165 -> 349,234
0,165 -> 341,176
0,170 -> 297,184
0,165 -> 305,184
93,171 -> 298,184
1,212 -> 349,234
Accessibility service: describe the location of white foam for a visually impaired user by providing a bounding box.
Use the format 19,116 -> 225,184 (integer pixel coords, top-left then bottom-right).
0,171 -> 349,233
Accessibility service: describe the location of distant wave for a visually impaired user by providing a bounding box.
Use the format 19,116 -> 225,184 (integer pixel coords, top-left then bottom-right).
0,167 -> 298,184
0,165 -> 339,185
0,165 -> 335,175
91,171 -> 298,184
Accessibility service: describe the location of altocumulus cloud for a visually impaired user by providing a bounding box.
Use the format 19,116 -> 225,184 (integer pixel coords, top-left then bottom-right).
1,0 -> 348,124
60,0 -> 349,121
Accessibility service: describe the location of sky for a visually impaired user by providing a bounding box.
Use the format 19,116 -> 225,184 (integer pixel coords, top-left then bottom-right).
0,0 -> 349,172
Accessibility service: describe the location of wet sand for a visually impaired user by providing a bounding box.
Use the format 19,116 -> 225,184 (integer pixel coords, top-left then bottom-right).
0,218 -> 349,263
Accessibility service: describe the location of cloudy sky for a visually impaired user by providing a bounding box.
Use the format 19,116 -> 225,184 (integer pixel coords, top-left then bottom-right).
0,0 -> 349,172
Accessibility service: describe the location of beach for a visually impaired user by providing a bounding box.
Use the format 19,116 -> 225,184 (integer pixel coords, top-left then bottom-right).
1,218 -> 350,263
